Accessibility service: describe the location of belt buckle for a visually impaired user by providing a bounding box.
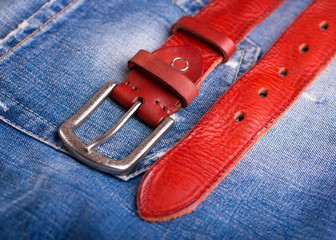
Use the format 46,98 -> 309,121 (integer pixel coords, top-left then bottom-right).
58,81 -> 174,176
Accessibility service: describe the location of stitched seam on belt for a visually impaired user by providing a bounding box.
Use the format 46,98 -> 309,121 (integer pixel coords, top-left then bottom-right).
140,7 -> 336,215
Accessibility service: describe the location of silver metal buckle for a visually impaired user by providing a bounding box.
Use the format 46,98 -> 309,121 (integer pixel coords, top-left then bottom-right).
58,81 -> 174,176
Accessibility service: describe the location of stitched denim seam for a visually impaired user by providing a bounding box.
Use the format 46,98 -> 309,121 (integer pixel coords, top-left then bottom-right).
0,1 -> 48,42
0,93 -> 119,161
0,115 -> 66,151
120,166 -> 151,180
0,93 -> 132,165
1,91 -> 58,128
170,0 -> 192,16
233,48 -> 245,82
0,111 -> 147,179
245,38 -> 259,66
0,0 -> 78,60
194,0 -> 205,7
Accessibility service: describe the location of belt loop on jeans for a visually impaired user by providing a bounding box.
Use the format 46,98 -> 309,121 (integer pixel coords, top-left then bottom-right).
137,0 -> 336,222
59,0 -> 285,176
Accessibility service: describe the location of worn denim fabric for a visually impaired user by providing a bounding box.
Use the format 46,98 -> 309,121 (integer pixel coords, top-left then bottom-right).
0,0 -> 335,239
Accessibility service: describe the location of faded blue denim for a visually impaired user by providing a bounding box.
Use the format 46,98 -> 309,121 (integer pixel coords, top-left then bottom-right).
0,0 -> 335,239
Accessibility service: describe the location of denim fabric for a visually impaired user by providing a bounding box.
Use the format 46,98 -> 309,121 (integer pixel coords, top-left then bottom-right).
1,0 -> 335,239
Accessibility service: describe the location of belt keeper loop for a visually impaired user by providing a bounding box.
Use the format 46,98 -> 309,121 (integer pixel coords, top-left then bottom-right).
172,16 -> 236,62
128,50 -> 199,107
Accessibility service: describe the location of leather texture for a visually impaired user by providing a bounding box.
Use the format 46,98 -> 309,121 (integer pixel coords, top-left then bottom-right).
172,16 -> 235,62
137,0 -> 336,222
127,49 -> 199,107
111,0 -> 285,127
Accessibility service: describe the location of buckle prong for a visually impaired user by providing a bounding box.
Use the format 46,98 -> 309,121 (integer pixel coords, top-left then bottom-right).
58,81 -> 174,176
86,100 -> 142,152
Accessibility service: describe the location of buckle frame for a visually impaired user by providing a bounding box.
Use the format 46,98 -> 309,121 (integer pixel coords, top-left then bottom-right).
58,81 -> 174,176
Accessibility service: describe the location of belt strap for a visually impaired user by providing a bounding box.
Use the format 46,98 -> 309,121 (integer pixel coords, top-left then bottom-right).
137,0 -> 336,222
111,0 -> 285,127
59,0 -> 284,176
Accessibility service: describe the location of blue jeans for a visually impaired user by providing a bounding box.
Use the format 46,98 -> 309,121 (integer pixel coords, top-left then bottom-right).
0,0 -> 335,239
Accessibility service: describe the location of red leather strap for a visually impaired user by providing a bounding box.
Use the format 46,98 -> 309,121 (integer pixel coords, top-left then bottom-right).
111,0 -> 285,127
172,16 -> 236,62
137,0 -> 336,222
128,50 -> 198,107
111,45 -> 203,127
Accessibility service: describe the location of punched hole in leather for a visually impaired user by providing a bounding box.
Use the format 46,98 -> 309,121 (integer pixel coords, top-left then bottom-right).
137,0 -> 336,222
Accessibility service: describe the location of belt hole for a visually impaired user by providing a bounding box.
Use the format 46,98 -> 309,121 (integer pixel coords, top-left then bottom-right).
155,100 -> 166,110
279,68 -> 288,77
235,112 -> 245,122
299,44 -> 309,53
258,88 -> 268,98
319,21 -> 329,30
125,81 -> 137,90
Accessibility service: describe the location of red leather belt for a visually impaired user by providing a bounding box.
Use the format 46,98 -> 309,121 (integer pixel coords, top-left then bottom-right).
110,0 -> 285,127
59,0 -> 284,175
137,0 -> 336,222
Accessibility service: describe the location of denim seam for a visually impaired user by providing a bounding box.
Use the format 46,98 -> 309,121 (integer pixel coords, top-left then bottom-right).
1,91 -> 58,128
121,166 -> 151,180
245,38 -> 259,66
0,109 -> 147,179
95,148 -> 118,161
170,0 -> 192,16
233,48 -> 245,83
0,0 -> 78,60
0,114 -> 142,179
0,93 -> 134,165
0,93 -> 120,163
0,114 -> 66,151
0,1 -> 48,41
194,0 -> 205,7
